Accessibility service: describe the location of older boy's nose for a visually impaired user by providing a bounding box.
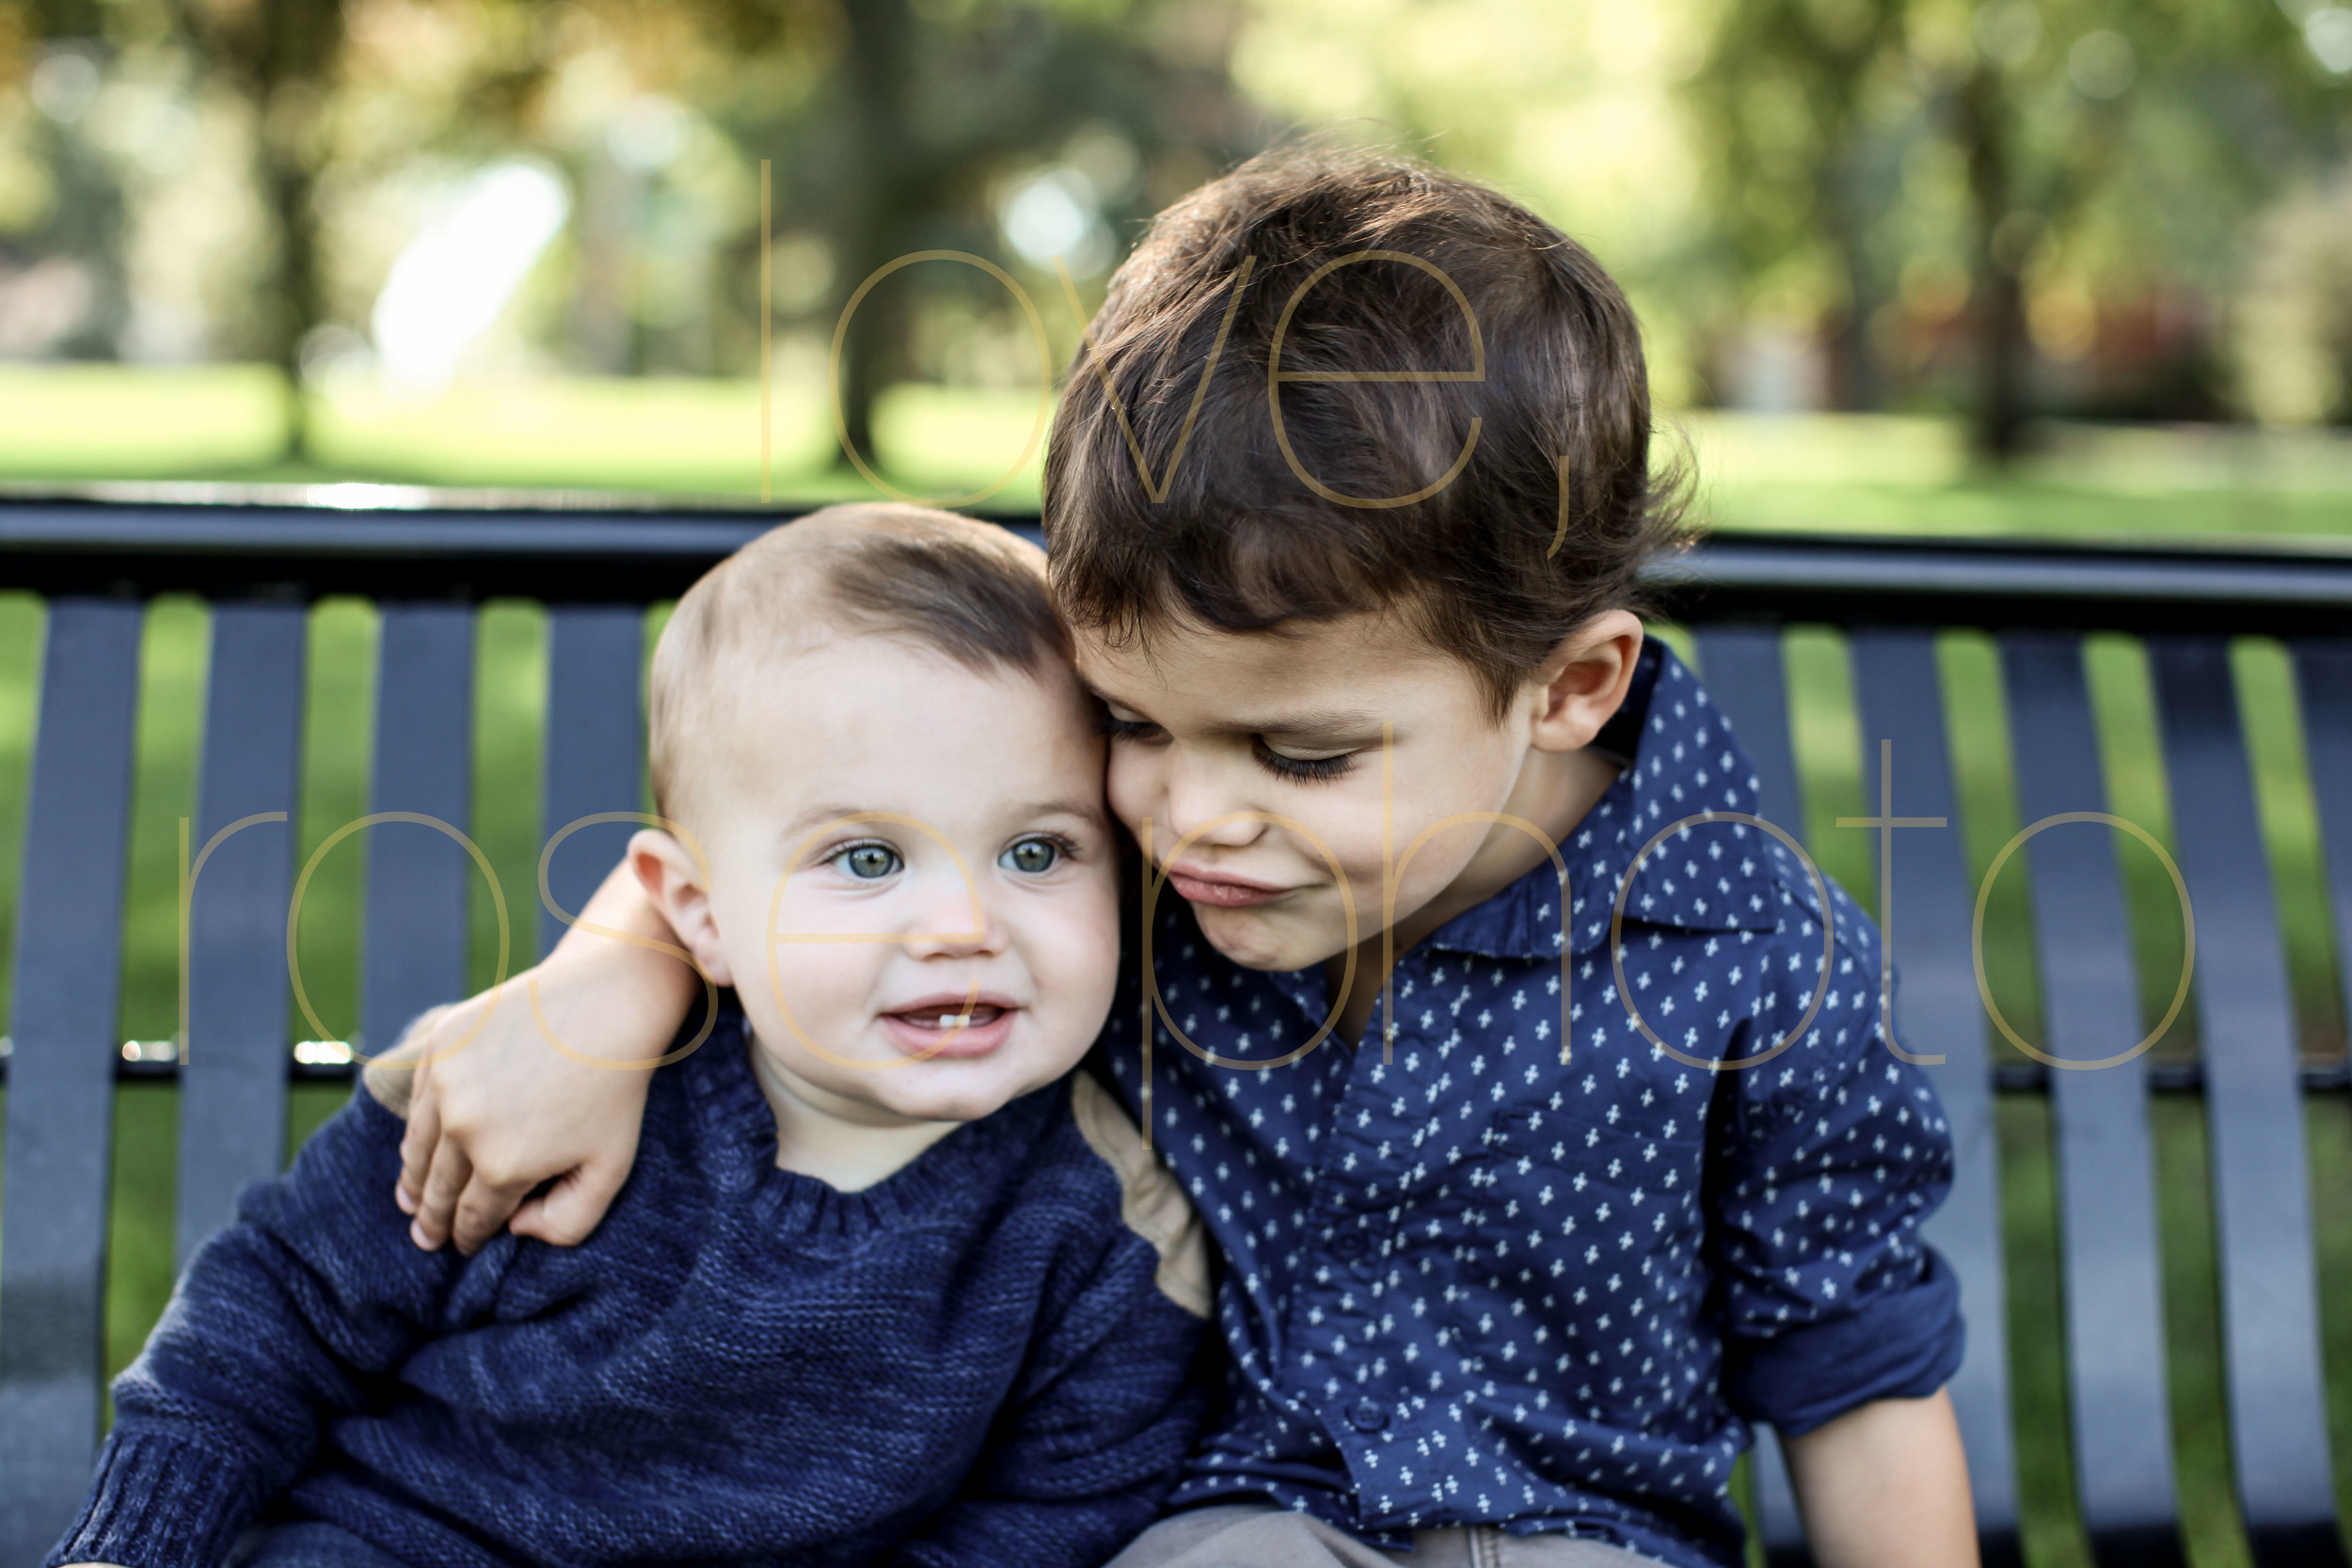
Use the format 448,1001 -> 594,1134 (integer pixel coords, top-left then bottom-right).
1161,758 -> 1263,852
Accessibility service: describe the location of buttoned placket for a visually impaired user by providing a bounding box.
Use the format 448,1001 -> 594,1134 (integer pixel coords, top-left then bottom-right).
1264,948 -> 1466,1525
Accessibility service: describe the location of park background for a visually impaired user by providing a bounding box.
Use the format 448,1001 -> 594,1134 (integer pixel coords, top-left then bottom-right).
0,1 -> 2350,1565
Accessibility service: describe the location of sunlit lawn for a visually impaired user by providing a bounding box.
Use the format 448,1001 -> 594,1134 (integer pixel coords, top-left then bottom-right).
2,366 -> 2350,1567
4,364 -> 2352,539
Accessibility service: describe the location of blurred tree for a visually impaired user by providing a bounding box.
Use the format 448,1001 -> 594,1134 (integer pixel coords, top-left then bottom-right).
1693,0 -> 2346,457
749,0 -> 1256,472
431,0 -> 1252,474
8,0 -> 133,358
162,0 -> 351,451
1691,0 -> 1910,413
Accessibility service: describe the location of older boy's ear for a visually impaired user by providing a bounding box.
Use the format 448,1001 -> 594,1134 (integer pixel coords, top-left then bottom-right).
1529,611 -> 1644,754
628,829 -> 733,987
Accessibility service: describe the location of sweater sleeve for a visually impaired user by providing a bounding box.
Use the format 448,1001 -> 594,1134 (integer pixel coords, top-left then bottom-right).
893,1078 -> 1213,1568
46,1086 -> 472,1568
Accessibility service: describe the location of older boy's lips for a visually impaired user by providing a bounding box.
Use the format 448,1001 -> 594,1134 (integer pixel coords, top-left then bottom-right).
1164,863 -> 1289,909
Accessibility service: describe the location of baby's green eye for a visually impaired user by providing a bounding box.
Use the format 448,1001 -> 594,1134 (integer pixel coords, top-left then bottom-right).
837,844 -> 901,879
1000,837 -> 1060,875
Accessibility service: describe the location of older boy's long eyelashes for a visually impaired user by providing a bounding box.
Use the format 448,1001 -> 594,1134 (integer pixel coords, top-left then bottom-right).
1251,738 -> 1354,784
1099,706 -> 1355,781
1096,712 -> 1161,742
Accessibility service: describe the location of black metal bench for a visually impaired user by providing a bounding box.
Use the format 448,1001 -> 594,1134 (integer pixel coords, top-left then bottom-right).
0,496 -> 2346,1568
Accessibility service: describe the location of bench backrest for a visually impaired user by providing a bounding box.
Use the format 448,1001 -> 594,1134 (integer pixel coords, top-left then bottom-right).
1,507 -> 2347,1568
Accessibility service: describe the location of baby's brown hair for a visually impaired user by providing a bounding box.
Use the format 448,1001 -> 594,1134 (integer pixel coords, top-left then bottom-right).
1046,143 -> 1688,715
649,502 -> 1068,825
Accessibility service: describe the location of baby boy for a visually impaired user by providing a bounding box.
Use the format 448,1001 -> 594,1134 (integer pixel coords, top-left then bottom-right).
50,503 -> 1209,1568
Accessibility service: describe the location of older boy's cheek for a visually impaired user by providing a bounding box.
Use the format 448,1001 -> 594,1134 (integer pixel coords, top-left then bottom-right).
1104,752 -> 1161,849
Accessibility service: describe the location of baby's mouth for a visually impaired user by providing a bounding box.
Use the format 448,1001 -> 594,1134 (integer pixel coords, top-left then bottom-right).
885,1004 -> 1007,1031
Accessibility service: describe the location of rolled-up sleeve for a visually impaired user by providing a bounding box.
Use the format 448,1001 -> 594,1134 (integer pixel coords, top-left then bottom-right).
1710,929 -> 1964,1435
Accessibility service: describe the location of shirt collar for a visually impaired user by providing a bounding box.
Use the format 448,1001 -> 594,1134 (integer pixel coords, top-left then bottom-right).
1424,641 -> 1787,962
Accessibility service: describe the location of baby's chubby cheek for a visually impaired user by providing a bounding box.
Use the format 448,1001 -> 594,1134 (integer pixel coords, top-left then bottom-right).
740,952 -> 869,1059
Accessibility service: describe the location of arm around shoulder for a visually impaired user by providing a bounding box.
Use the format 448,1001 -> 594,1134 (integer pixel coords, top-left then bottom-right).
396,854 -> 700,1253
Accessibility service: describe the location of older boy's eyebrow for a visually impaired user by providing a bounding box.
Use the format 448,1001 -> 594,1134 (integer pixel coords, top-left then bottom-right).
1076,683 -> 1381,737
1204,707 -> 1383,737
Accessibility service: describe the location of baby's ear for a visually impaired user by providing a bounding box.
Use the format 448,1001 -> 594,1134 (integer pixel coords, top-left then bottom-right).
628,829 -> 734,987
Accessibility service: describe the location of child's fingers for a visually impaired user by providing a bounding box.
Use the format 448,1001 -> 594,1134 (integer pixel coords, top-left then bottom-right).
394,1059 -> 441,1216
512,1150 -> 636,1248
409,1137 -> 473,1252
450,1170 -> 534,1257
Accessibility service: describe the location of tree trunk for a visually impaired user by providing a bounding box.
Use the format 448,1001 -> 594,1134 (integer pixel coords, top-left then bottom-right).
1959,62 -> 2030,462
832,0 -> 918,476
172,0 -> 345,459
260,144 -> 321,455
1820,185 -> 1880,412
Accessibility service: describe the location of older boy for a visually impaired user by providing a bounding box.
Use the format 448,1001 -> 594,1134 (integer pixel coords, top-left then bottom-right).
50,505 -> 1208,1568
393,150 -> 1974,1568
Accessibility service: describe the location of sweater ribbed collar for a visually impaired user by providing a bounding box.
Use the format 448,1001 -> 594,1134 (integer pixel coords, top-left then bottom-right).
675,997 -> 1062,1250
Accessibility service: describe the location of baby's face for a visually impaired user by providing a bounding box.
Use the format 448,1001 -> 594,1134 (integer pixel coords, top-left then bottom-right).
691,639 -> 1120,1124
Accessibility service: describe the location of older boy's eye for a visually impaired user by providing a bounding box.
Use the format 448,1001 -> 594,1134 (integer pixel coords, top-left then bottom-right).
834,844 -> 901,879
1252,737 -> 1355,783
1095,708 -> 1161,743
999,837 -> 1061,874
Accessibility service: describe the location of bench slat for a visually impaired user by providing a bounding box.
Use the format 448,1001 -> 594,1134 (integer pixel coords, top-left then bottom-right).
1690,626 -> 1809,1564
1692,627 -> 1804,847
2148,638 -> 2346,1568
539,606 -> 644,958
1998,631 -> 2185,1568
175,603 -> 309,1271
2295,641 -> 2352,1081
361,605 -> 477,1057
0,600 -> 144,1563
1850,628 -> 2024,1565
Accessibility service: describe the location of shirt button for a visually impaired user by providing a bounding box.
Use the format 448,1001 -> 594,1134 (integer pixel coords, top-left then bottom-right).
1346,1398 -> 1389,1433
1332,1232 -> 1367,1260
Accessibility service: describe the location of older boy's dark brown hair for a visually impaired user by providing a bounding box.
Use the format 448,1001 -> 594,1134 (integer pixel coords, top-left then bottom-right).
1045,143 -> 1688,715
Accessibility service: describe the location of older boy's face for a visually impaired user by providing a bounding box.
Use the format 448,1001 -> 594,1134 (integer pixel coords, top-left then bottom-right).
694,641 -> 1120,1123
1078,612 -> 1548,974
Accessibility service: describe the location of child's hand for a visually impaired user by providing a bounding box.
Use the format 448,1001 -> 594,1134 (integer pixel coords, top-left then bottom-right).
395,860 -> 698,1254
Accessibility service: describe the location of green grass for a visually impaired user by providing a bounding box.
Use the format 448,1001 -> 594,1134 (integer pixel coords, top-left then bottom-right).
1677,412 -> 2352,544
3,367 -> 2351,539
0,365 -> 1051,508
1,371 -> 2350,1561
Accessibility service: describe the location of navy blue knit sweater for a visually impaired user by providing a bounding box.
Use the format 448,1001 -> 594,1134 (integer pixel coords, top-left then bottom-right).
50,1004 -> 1212,1568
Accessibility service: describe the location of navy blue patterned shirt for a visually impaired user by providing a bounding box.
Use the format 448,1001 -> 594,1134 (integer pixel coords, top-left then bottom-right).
1099,643 -> 1963,1568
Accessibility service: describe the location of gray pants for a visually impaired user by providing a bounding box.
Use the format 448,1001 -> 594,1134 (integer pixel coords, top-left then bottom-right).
1106,1505 -> 1658,1567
